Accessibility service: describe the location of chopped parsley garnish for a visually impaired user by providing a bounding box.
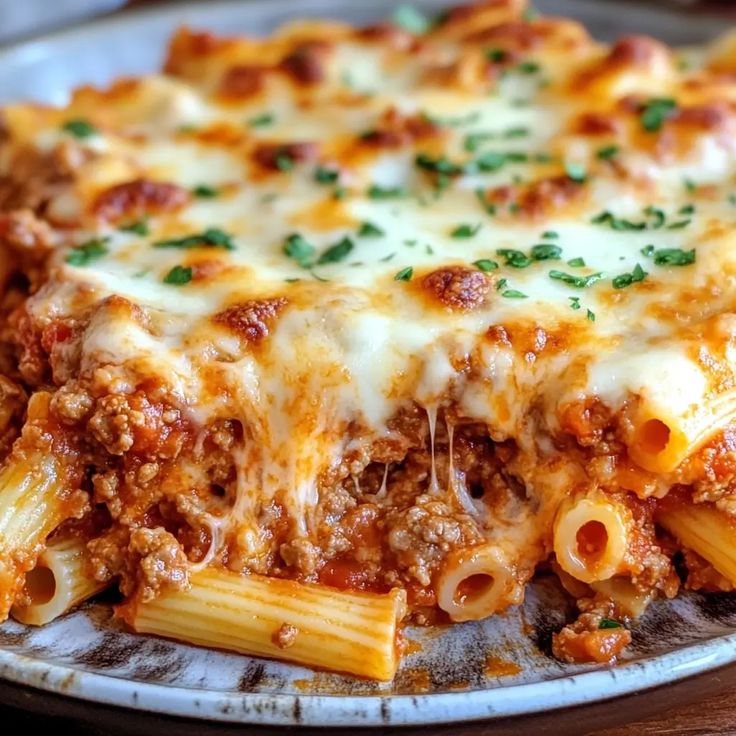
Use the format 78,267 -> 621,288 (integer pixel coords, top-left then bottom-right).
317,236 -> 354,265
283,233 -> 316,267
684,177 -> 697,193
65,237 -> 109,266
275,150 -> 295,171
651,248 -> 696,266
612,263 -> 648,289
358,221 -> 385,237
530,243 -> 562,261
486,48 -> 508,63
368,184 -> 407,199
502,289 -> 528,299
567,257 -> 585,267
61,118 -> 97,138
504,126 -> 530,138
541,230 -> 559,240
591,211 -> 647,231
391,4 -> 430,34
248,112 -> 274,128
568,296 -> 581,310
640,244 -> 655,257
119,219 -> 149,236
464,132 -> 495,152
163,265 -> 193,285
380,252 -> 396,262
192,184 -> 218,198
679,204 -> 695,215
496,249 -> 531,268
451,223 -> 482,238
333,186 -> 347,200
475,189 -> 497,216
598,618 -> 622,629
640,97 -> 677,132
549,270 -> 604,288
596,144 -> 619,161
496,278 -> 508,291
154,228 -> 235,250
587,309 -> 596,322
473,259 -> 498,272
666,218 -> 691,230
314,166 -> 340,184
394,266 -> 414,281
424,110 -> 481,128
415,153 -> 464,176
643,205 -> 666,229
564,162 -> 587,183
473,151 -> 508,172
517,61 -> 540,74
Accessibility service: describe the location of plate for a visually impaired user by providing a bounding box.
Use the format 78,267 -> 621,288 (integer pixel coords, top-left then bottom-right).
0,0 -> 735,726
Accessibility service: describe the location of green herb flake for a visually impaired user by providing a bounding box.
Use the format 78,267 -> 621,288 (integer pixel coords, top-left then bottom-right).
504,126 -> 530,139
368,184 -> 407,199
415,153 -> 464,176
502,289 -> 528,299
474,188 -> 497,216
248,112 -> 274,128
666,219 -> 691,230
358,221 -> 385,238
314,166 -> 340,184
598,618 -> 622,629
586,308 -> 596,322
486,48 -> 508,63
473,259 -> 498,272
473,151 -> 509,172
679,204 -> 695,215
591,211 -> 647,231
317,236 -> 354,265
192,184 -> 218,198
568,296 -> 581,310
119,219 -> 149,236
517,61 -> 541,74
451,223 -> 482,238
652,248 -> 696,266
283,233 -> 316,267
464,132 -> 494,153
61,118 -> 97,139
391,4 -> 430,34
612,263 -> 648,289
65,238 -> 109,266
541,230 -> 559,240
596,144 -> 619,161
643,205 -> 666,229
685,177 -> 697,193
496,248 -> 531,269
496,278 -> 508,291
275,150 -> 295,171
548,270 -> 604,288
154,228 -> 235,251
530,243 -> 562,261
394,266 -> 414,281
163,265 -> 193,285
640,244 -> 655,257
567,257 -> 585,267
640,97 -> 677,132
564,161 -> 587,183
380,252 -> 396,262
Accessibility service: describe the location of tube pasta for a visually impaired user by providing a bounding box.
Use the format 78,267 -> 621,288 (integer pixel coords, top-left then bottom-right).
630,390 -> 736,473
658,502 -> 736,586
436,544 -> 518,622
11,535 -> 108,625
554,496 -> 630,584
121,568 -> 407,681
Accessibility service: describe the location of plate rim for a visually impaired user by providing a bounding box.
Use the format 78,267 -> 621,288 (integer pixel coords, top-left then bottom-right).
1,0 -> 735,726
2,628 -> 736,726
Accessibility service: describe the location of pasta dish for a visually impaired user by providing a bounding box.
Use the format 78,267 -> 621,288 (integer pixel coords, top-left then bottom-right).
2,0 -> 736,681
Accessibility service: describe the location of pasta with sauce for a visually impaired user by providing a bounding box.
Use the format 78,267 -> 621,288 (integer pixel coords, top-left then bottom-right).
1,0 -> 736,678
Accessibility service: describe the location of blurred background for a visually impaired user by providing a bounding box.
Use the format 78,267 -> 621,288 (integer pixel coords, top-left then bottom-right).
0,0 -> 735,45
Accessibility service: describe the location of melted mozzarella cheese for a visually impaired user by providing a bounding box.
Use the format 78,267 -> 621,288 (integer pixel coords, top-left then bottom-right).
16,11 -> 736,529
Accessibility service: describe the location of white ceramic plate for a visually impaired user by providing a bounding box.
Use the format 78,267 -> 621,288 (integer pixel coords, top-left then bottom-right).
0,0 -> 735,726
